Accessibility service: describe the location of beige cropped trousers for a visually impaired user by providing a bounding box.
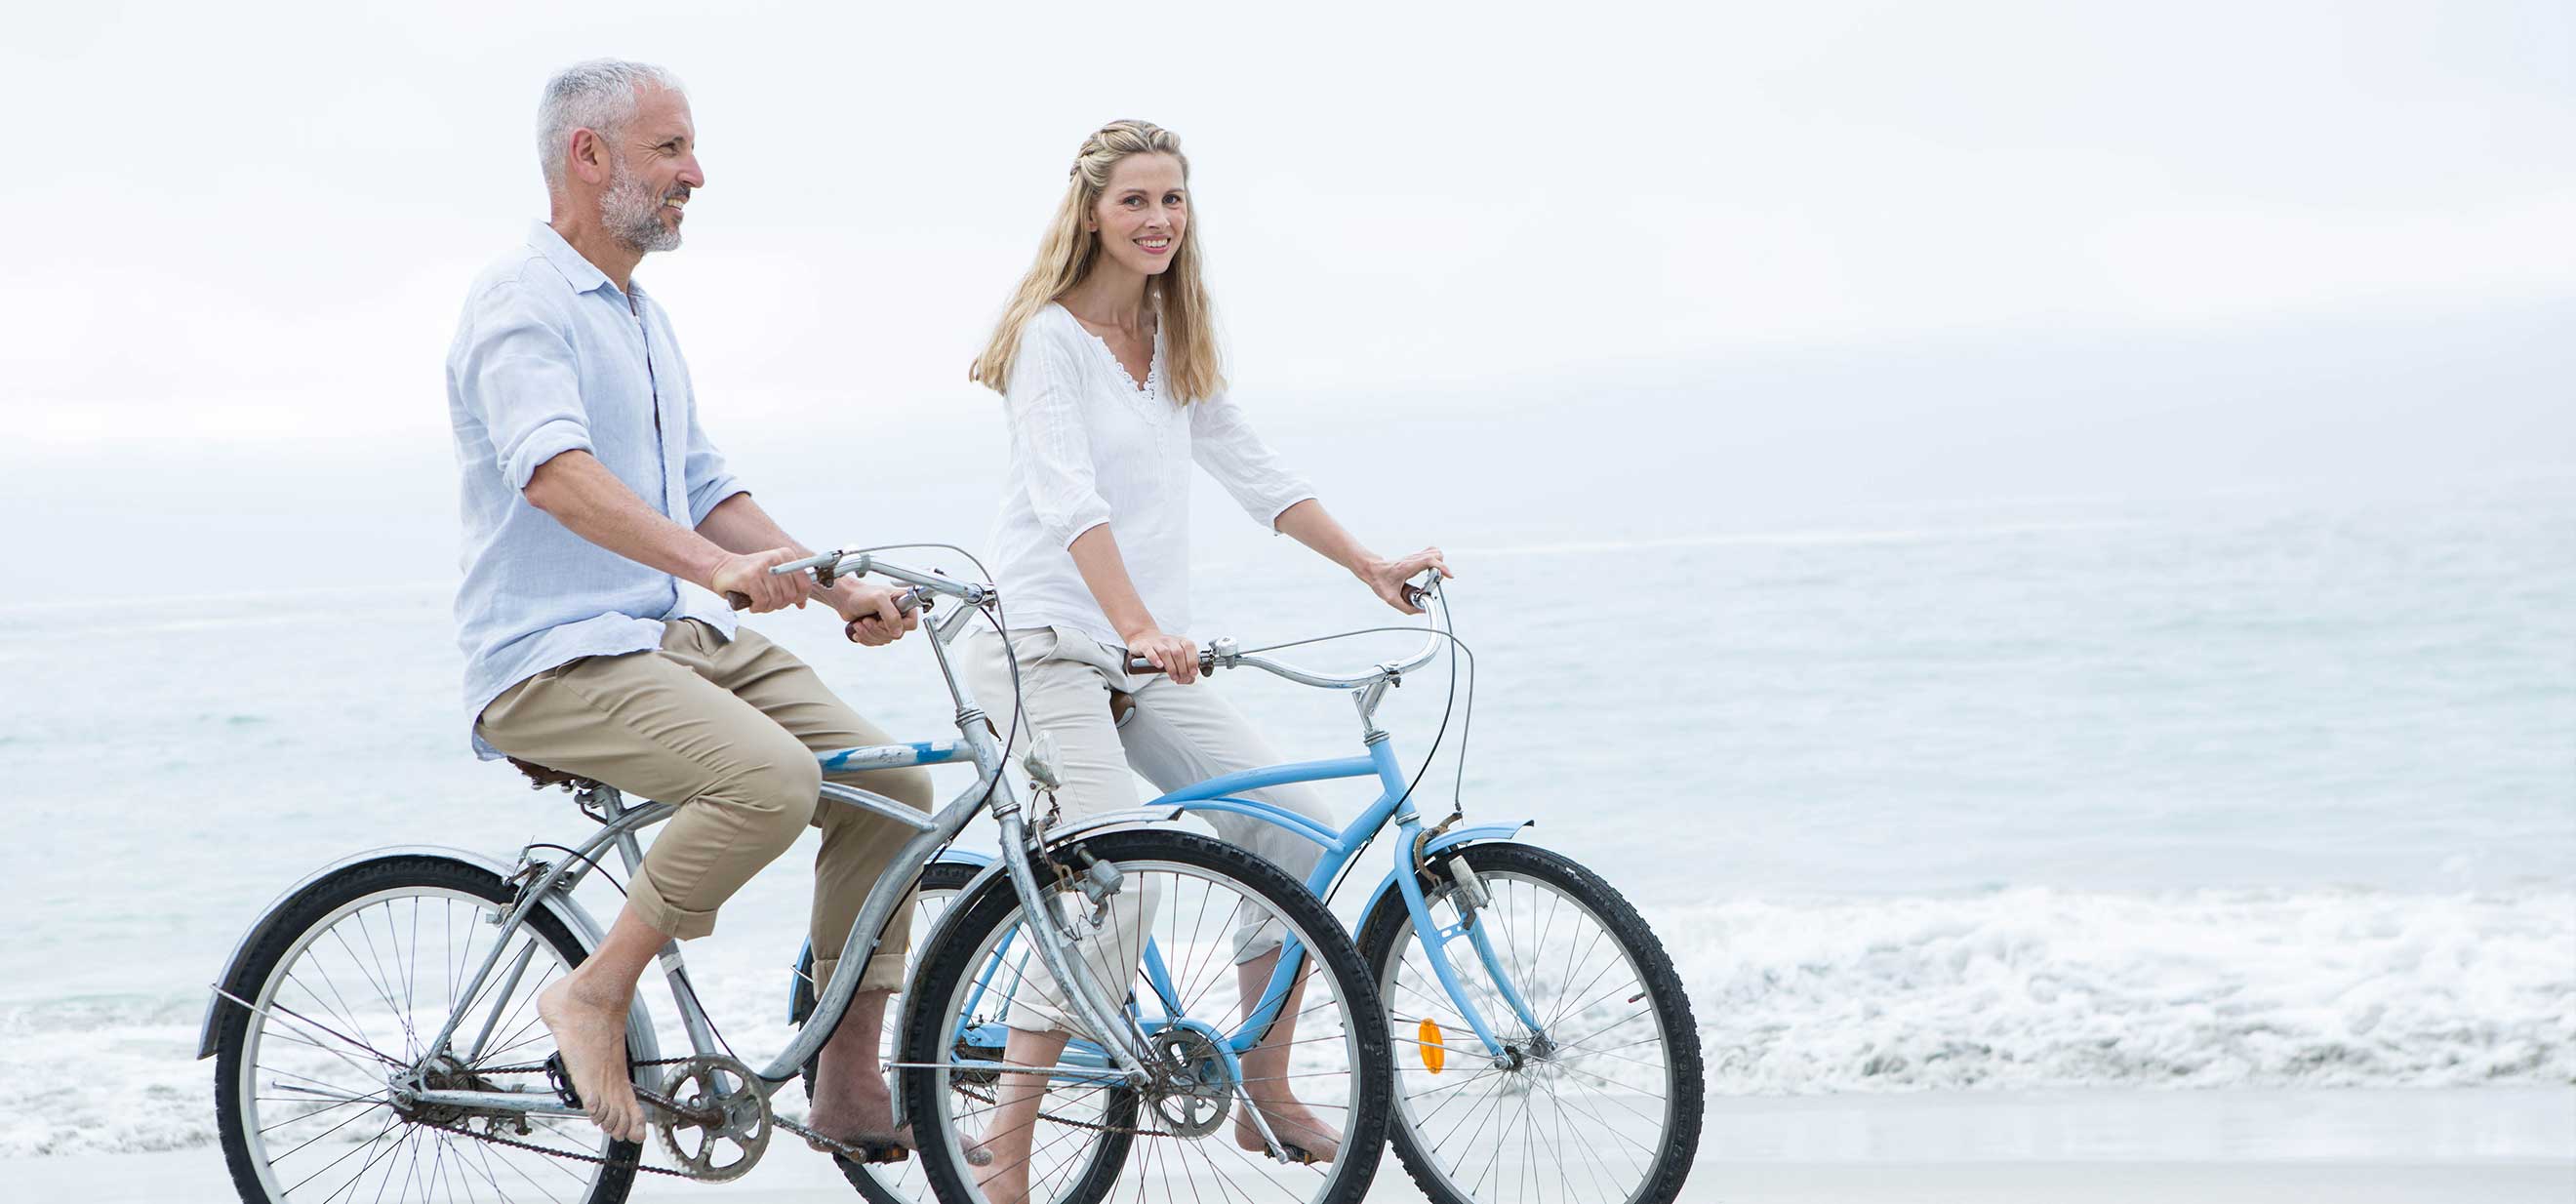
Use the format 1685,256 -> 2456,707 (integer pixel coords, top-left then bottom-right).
961,624 -> 1335,1035
476,619 -> 933,992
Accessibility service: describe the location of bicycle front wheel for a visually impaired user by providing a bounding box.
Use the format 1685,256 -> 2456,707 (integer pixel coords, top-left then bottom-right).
1357,841 -> 1704,1204
902,828 -> 1391,1204
212,855 -> 643,1204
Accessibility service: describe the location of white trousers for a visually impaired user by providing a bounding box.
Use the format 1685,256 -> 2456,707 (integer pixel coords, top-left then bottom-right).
961,625 -> 1336,1034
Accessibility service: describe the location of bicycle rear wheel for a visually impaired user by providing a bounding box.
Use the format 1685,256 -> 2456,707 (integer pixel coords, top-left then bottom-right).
1357,841 -> 1703,1204
212,856 -> 643,1204
902,828 -> 1391,1204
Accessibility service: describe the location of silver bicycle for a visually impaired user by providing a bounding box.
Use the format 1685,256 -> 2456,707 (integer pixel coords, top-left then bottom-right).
201,550 -> 1393,1204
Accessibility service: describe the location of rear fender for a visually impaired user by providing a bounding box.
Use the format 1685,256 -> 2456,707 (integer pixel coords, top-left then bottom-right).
196,845 -> 652,1064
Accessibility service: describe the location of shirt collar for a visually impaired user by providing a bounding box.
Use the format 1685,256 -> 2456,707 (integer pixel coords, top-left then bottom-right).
526,221 -> 641,299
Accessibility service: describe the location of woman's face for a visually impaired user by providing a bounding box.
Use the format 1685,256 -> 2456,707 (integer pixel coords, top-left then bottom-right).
1088,152 -> 1187,278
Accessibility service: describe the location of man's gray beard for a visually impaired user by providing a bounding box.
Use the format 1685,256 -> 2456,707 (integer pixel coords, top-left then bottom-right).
600,156 -> 681,255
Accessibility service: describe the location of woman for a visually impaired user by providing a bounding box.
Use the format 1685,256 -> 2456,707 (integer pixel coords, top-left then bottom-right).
957,119 -> 1449,1200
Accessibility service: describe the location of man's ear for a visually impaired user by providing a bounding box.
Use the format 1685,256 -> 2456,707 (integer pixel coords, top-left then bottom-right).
568,127 -> 608,187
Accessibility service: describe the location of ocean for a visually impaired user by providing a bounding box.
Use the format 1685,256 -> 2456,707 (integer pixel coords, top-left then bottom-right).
1,475 -> 2569,1157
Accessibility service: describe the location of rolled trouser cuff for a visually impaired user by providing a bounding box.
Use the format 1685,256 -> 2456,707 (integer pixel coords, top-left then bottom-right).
811,952 -> 911,997
1230,918 -> 1287,965
627,872 -> 719,941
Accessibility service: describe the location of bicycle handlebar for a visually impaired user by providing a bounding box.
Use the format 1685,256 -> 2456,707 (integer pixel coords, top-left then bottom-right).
1122,570 -> 1452,689
726,550 -> 994,611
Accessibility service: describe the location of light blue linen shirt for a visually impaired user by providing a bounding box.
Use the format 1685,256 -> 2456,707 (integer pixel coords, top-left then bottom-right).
446,221 -> 745,757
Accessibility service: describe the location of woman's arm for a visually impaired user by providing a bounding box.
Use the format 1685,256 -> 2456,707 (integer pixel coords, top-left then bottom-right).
1190,394 -> 1453,613
1272,499 -> 1454,615
1067,524 -> 1201,682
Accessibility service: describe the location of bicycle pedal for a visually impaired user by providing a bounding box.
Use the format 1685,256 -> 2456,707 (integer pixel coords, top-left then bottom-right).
543,1051 -> 583,1109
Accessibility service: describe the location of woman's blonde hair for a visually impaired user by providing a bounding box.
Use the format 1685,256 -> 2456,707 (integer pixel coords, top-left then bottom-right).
970,120 -> 1224,403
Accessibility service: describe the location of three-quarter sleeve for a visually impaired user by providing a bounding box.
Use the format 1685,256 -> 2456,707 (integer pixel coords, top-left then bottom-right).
1006,330 -> 1116,548
458,282 -> 593,490
1189,391 -> 1316,529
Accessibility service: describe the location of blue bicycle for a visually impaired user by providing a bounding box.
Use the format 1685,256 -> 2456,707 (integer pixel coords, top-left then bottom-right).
794,579 -> 1702,1204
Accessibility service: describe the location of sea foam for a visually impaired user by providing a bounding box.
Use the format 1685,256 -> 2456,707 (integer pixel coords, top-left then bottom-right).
5,888 -> 2567,1157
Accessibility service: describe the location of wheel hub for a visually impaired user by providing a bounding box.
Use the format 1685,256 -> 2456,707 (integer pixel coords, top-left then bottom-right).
388,1055 -> 497,1127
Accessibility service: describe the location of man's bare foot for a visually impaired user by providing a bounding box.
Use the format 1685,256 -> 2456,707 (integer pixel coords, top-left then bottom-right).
536,977 -> 645,1144
806,1066 -> 909,1152
808,988 -> 910,1155
1233,1096 -> 1341,1163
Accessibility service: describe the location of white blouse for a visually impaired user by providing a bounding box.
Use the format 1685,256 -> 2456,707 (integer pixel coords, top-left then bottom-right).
987,302 -> 1316,646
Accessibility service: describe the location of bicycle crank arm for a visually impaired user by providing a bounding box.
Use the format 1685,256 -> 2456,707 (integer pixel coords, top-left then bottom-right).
401,1087 -> 587,1117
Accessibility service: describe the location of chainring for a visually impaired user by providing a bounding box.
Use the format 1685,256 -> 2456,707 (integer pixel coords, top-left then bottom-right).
647,1054 -> 772,1183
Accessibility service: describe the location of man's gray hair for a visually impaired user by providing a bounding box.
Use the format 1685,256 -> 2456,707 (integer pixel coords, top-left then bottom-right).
537,60 -> 686,194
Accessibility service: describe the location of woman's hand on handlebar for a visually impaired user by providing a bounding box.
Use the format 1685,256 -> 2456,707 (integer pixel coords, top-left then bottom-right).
1125,627 -> 1202,684
1360,546 -> 1454,615
835,582 -> 919,647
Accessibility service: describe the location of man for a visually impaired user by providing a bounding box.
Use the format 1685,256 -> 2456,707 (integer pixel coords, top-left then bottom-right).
447,59 -> 922,1152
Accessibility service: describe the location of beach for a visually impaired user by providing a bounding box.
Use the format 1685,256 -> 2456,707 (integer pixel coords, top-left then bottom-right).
5,484 -> 2569,1197
17,1088 -> 2569,1201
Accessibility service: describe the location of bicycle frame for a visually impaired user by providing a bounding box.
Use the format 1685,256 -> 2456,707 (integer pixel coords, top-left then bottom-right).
209,559 -> 1187,1127
1153,748 -> 1544,1062
918,580 -> 1547,1085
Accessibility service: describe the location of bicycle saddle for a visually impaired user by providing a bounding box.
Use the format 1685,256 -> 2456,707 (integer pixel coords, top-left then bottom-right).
507,756 -> 599,792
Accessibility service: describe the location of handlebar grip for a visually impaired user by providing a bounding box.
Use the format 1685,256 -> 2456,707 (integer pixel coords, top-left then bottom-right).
727,588 -> 925,617
1125,651 -> 1216,676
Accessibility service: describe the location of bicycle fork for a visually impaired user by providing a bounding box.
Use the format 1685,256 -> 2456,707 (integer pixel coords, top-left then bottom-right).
1376,740 -> 1549,1068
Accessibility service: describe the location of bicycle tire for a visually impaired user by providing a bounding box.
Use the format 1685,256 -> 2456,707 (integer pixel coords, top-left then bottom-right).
1357,841 -> 1703,1204
902,828 -> 1392,1204
213,855 -> 643,1204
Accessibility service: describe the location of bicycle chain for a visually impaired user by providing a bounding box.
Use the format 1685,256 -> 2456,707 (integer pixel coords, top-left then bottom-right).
394,1057 -> 727,1179
407,1057 -> 1172,1179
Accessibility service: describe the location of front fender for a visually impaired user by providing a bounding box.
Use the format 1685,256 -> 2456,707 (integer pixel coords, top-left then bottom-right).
197,844 -> 649,1064
787,848 -> 996,1023
1353,821 -> 1534,931
886,808 -> 1182,1128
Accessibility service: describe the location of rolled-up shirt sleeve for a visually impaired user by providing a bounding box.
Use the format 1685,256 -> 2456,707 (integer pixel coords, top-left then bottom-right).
1007,333 -> 1116,547
459,282 -> 593,491
681,401 -> 745,525
1189,391 -> 1316,529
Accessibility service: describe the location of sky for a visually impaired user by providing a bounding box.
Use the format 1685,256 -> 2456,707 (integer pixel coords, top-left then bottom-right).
2,0 -> 2571,594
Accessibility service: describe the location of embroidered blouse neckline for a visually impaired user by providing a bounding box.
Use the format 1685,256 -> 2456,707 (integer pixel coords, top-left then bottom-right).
1054,302 -> 1162,399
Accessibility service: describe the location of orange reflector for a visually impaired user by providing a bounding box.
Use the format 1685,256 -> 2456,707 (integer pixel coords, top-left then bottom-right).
1417,1019 -> 1446,1073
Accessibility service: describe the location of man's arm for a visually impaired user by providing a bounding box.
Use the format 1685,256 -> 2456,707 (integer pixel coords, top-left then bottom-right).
695,493 -> 917,645
521,451 -> 806,612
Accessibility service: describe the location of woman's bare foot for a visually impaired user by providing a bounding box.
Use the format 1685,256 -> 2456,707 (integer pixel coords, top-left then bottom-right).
1232,1095 -> 1341,1163
972,1139 -> 1029,1203
1231,950 -> 1337,1161
536,977 -> 645,1144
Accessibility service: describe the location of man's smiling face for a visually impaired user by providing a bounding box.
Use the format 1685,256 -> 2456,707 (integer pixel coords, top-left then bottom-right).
598,85 -> 703,254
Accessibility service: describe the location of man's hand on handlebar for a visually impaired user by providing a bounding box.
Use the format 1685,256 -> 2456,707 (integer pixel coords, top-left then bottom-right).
1124,627 -> 1202,684
1361,546 -> 1455,615
836,582 -> 920,647
711,548 -> 809,613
